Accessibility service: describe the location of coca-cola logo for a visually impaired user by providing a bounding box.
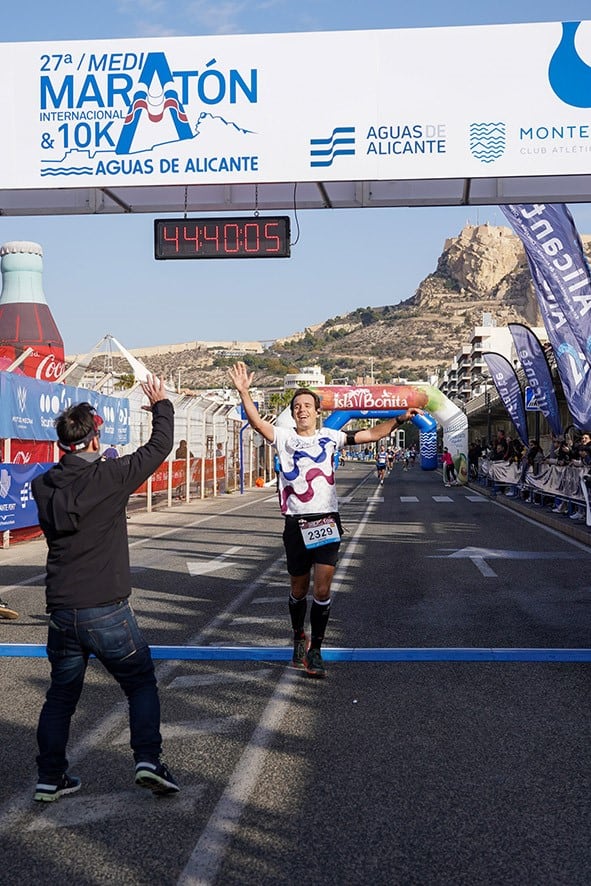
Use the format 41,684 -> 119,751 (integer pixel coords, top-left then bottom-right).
35,354 -> 66,382
12,451 -> 32,465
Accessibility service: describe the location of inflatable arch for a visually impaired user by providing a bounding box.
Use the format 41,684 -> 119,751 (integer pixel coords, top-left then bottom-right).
277,384 -> 468,483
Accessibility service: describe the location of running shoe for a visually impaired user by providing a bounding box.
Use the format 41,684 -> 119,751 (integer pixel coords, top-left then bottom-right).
291,632 -> 307,670
0,600 -> 18,620
34,772 -> 81,802
134,761 -> 180,795
304,646 -> 326,678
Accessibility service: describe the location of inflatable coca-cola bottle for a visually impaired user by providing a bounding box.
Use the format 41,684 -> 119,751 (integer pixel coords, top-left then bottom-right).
0,240 -> 65,382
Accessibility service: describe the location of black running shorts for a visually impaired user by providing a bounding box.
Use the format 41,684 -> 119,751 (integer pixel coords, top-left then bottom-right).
282,513 -> 342,576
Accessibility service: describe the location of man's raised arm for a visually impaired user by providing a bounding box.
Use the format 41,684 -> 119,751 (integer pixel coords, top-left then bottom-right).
228,362 -> 276,443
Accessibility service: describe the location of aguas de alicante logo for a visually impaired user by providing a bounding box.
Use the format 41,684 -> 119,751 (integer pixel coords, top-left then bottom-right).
39,50 -> 258,178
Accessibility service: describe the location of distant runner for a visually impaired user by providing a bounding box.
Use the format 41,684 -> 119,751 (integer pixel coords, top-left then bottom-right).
376,446 -> 388,484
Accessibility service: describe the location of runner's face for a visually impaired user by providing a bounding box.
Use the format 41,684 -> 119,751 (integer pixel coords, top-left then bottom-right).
292,394 -> 318,433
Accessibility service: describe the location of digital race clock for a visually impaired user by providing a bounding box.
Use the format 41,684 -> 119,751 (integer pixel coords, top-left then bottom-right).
154,216 -> 291,260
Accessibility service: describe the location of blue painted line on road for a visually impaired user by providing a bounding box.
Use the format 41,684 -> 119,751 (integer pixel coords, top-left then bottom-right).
0,644 -> 590,662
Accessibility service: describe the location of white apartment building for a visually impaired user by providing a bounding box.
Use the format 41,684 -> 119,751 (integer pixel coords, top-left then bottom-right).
439,314 -> 547,402
283,365 -> 326,389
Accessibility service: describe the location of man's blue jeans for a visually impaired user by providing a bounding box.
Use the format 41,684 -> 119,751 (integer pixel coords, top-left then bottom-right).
36,600 -> 162,782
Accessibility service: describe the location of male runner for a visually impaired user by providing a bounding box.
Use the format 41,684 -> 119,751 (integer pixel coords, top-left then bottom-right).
229,362 -> 423,678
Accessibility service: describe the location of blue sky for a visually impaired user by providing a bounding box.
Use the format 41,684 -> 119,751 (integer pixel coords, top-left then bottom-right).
2,2 -> 591,355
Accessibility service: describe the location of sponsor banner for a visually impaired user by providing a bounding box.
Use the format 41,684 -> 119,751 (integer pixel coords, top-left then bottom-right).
501,205 -> 591,362
9,439 -> 54,464
483,352 -> 530,446
0,462 -> 52,530
4,21 -> 591,189
0,345 -> 67,384
134,457 -> 224,494
0,371 -> 130,444
315,386 -> 428,412
508,323 -> 563,436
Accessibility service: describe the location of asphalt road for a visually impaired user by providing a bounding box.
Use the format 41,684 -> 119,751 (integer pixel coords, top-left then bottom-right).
0,461 -> 589,886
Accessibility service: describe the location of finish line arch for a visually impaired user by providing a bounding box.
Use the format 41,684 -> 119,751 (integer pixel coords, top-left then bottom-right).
277,384 -> 468,482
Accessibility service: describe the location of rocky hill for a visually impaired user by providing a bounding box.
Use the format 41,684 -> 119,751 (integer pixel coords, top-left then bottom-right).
92,223 -> 591,390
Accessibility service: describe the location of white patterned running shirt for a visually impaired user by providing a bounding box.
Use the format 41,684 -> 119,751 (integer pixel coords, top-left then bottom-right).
273,425 -> 346,516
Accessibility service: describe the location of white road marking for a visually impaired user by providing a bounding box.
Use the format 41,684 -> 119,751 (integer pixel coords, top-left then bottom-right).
367,496 -> 384,502
27,787 -> 205,831
187,545 -> 241,576
170,670 -> 272,689
428,545 -> 589,578
0,533 -> 287,838
112,715 -> 246,745
465,495 -> 487,502
400,496 -> 419,502
230,616 -> 276,625
250,596 -> 285,605
177,492 -> 381,885
433,496 -> 453,502
471,558 -> 498,577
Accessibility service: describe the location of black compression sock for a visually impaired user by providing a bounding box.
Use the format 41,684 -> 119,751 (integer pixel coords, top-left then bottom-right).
310,598 -> 331,648
288,594 -> 307,635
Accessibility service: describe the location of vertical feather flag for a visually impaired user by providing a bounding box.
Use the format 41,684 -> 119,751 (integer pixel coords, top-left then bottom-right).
483,352 -> 529,446
500,204 -> 591,429
508,323 -> 562,437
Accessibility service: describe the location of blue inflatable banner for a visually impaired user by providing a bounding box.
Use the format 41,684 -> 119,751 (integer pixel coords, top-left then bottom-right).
483,352 -> 529,446
509,323 -> 563,438
0,372 -> 130,444
0,462 -> 52,530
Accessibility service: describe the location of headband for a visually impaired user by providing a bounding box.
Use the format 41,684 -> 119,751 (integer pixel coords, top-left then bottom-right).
57,413 -> 103,452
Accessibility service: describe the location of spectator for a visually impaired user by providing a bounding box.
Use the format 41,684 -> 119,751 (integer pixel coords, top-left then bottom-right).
572,432 -> 591,468
31,376 -> 179,802
442,448 -> 458,486
491,429 -> 508,461
175,439 -> 193,459
526,440 -> 545,473
555,440 -> 572,466
468,441 -> 482,480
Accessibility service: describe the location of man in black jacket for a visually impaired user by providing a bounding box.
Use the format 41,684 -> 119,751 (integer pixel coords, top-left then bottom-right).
31,374 -> 179,802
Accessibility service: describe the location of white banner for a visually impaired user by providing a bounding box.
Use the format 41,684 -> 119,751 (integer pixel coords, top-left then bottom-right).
3,20 -> 591,189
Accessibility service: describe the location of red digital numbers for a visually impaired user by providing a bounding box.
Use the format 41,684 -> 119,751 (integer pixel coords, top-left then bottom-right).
183,225 -> 199,252
154,217 -> 290,260
162,225 -> 180,251
224,223 -> 240,253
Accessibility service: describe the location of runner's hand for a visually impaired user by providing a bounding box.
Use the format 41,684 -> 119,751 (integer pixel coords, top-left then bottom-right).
229,362 -> 254,394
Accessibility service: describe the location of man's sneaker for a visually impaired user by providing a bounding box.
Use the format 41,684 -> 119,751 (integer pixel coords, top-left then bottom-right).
135,761 -> 179,795
304,646 -> 326,678
291,632 -> 307,670
0,600 -> 18,620
34,772 -> 81,802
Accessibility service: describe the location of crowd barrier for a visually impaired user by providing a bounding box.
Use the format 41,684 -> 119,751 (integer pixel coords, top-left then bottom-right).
478,457 -> 591,524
